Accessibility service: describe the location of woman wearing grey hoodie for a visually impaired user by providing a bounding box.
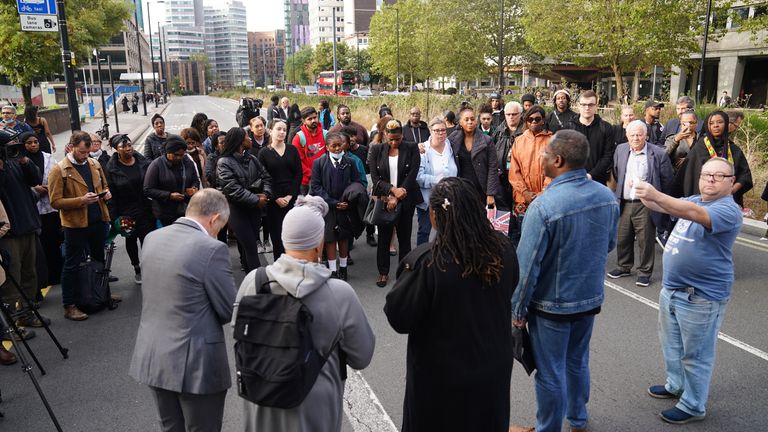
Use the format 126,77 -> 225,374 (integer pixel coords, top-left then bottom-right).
234,195 -> 375,432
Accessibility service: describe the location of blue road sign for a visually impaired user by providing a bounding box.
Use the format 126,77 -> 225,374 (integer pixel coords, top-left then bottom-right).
16,0 -> 57,15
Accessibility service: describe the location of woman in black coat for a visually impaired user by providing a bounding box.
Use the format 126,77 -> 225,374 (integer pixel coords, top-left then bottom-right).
368,119 -> 422,287
384,177 -> 518,432
682,110 -> 753,207
143,135 -> 200,227
258,119 -> 301,261
448,106 -> 500,207
216,127 -> 273,271
105,134 -> 154,283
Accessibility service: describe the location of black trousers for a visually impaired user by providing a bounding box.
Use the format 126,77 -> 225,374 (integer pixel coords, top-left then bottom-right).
265,202 -> 291,261
376,204 -> 415,276
125,220 -> 155,267
39,212 -> 63,286
227,205 -> 262,271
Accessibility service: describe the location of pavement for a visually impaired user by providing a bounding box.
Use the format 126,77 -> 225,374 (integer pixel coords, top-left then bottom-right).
1,96 -> 767,432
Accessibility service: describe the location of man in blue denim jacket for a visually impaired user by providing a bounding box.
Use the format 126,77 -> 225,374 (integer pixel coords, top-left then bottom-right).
511,130 -> 619,432
635,157 -> 742,425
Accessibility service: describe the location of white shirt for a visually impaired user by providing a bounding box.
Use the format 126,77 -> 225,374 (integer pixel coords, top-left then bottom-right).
426,141 -> 453,181
623,143 -> 649,200
180,216 -> 208,235
388,155 -> 399,188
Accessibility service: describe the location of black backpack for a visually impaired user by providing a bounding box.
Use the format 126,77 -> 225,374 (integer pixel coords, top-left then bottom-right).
233,267 -> 343,409
74,242 -> 118,314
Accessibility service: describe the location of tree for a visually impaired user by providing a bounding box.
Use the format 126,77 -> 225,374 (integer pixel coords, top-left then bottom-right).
284,45 -> 313,85
309,41 -> 350,77
369,0 -> 428,89
520,0 -> 726,100
0,0 -> 132,105
189,53 -> 212,87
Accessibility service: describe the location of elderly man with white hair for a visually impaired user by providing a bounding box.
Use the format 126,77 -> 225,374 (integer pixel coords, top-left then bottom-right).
607,120 -> 673,287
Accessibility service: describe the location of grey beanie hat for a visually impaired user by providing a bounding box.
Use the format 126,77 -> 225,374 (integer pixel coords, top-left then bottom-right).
282,195 -> 329,251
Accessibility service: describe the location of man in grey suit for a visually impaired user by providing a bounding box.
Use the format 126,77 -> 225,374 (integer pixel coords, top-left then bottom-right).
607,120 -> 673,287
130,188 -> 236,432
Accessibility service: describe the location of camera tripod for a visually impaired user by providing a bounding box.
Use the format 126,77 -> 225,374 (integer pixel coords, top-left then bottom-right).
0,254 -> 67,431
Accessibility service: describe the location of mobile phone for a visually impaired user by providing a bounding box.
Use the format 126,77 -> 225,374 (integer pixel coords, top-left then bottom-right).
97,191 -> 108,198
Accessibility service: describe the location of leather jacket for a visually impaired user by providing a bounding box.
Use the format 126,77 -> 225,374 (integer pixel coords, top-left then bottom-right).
216,151 -> 273,208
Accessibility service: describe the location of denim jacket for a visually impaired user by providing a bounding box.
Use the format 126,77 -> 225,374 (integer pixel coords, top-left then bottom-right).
511,169 -> 619,320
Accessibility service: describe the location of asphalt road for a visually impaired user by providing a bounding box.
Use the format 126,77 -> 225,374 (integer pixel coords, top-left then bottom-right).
1,96 -> 766,432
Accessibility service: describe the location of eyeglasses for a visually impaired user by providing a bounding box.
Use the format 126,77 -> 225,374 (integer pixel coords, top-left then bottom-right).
579,103 -> 597,108
526,116 -> 543,124
432,128 -> 446,133
700,172 -> 734,182
506,112 -> 521,117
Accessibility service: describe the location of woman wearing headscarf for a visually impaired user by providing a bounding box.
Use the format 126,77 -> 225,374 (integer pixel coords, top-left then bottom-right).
216,127 -> 273,271
235,195 -> 375,432
368,119 -> 422,287
20,131 -> 62,286
682,110 -> 753,207
105,134 -> 154,284
143,134 -> 200,227
384,177 -> 518,432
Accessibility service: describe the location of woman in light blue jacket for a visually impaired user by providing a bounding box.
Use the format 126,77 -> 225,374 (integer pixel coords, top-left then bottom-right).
415,117 -> 458,245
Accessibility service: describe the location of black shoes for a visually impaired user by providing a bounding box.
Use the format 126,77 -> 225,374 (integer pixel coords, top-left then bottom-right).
337,267 -> 348,281
366,235 -> 377,247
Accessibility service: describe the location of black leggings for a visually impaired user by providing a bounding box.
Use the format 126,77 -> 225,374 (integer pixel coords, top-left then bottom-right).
227,205 -> 262,271
376,204 -> 415,276
265,202 -> 291,261
125,221 -> 155,267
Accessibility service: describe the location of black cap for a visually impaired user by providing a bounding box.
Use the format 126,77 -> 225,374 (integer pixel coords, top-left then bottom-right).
164,135 -> 187,154
521,94 -> 536,103
489,92 -> 500,100
644,100 -> 664,109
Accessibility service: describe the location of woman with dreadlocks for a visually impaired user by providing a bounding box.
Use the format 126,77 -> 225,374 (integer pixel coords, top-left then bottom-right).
682,110 -> 753,207
383,177 -> 518,432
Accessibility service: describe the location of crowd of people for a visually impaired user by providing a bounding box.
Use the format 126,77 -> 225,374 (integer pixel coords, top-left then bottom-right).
0,89 -> 764,431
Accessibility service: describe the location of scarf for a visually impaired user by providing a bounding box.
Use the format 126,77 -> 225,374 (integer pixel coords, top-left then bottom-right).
703,136 -> 733,163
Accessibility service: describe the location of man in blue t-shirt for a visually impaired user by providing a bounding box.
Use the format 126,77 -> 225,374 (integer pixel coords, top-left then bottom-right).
634,157 -> 742,425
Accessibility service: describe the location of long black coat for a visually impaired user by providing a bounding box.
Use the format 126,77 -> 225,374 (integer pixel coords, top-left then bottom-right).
105,153 -> 153,228
682,138 -> 753,206
448,128 -> 500,197
143,155 -> 200,221
384,239 -> 519,432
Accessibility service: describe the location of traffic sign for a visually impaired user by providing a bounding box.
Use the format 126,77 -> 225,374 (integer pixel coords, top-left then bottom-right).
20,14 -> 58,32
16,0 -> 57,15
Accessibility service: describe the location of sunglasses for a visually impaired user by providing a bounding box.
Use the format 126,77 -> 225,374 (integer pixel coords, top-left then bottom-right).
526,116 -> 543,124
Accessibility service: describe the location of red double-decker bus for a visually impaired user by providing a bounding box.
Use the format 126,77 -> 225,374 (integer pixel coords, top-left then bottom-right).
316,70 -> 356,96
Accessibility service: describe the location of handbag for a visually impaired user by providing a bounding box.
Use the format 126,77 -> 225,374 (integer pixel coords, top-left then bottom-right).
363,196 -> 401,226
511,325 -> 536,375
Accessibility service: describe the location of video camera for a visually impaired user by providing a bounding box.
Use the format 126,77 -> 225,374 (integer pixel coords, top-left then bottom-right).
0,128 -> 23,162
236,97 -> 263,127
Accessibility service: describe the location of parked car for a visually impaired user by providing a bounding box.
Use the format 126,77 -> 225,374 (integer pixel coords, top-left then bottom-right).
303,86 -> 318,95
380,90 -> 410,97
290,86 -> 304,94
350,87 -> 374,99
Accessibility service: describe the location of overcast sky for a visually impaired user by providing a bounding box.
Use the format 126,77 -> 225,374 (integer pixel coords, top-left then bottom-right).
141,0 -> 285,33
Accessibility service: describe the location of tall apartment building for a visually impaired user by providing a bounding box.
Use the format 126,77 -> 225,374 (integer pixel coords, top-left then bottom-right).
284,0 -> 310,56
148,0 -> 205,62
204,1 -> 249,87
248,31 -> 286,87
308,0 -> 345,46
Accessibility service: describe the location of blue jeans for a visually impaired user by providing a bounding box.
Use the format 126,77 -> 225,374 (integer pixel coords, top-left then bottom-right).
658,288 -> 728,417
416,207 -> 432,246
529,313 -> 595,432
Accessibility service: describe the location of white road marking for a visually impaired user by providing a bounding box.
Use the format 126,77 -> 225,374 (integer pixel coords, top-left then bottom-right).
604,280 -> 768,362
735,236 -> 768,252
344,368 -> 399,432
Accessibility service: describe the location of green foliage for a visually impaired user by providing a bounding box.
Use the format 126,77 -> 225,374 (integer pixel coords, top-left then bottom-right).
310,41 -> 351,76
284,45 -> 313,85
368,0 -> 428,88
0,0 -> 132,104
520,0 -> 727,100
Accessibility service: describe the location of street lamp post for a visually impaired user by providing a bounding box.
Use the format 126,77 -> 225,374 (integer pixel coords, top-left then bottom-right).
108,55 -> 120,133
133,0 -> 147,115
696,0 -> 713,103
396,6 -> 400,90
332,6 -> 338,95
498,0 -> 504,92
147,5 -> 159,107
94,50 -> 108,129
158,21 -> 166,96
